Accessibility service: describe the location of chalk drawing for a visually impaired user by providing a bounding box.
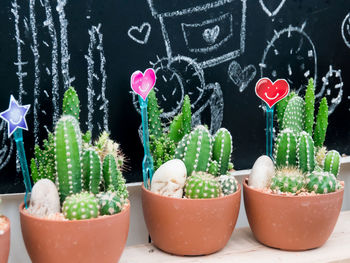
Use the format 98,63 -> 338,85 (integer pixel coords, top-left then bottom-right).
341,12 -> 350,49
260,23 -> 317,93
317,65 -> 343,115
0,120 -> 14,171
259,0 -> 286,18
29,0 -> 41,144
228,60 -> 257,92
127,22 -> 151,45
202,25 -> 220,45
85,24 -> 109,135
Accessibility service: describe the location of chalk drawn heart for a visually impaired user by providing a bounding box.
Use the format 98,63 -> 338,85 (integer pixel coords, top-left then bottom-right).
255,78 -> 289,108
128,22 -> 151,45
228,61 -> 257,92
130,68 -> 156,101
259,0 -> 286,17
202,25 -> 220,45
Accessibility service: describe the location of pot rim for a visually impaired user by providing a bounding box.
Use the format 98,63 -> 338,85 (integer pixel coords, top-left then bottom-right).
0,215 -> 10,232
142,183 -> 241,202
243,178 -> 344,199
19,200 -> 130,224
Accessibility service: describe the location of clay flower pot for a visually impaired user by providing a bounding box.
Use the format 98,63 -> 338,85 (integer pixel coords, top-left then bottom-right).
0,216 -> 10,263
243,179 -> 344,251
142,184 -> 241,256
20,202 -> 130,263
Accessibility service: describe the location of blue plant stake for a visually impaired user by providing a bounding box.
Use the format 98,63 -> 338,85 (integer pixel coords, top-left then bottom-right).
266,106 -> 274,158
130,68 -> 157,189
0,95 -> 32,208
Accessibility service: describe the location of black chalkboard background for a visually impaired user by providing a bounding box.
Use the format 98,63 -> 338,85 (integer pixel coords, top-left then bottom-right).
1,0 -> 350,193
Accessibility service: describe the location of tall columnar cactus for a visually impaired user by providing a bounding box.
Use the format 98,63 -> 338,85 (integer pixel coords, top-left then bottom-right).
297,131 -> 315,173
276,91 -> 296,128
324,150 -> 341,177
55,115 -> 83,202
313,97 -> 328,148
168,113 -> 184,143
62,192 -> 99,220
282,95 -> 305,133
270,167 -> 305,193
147,89 -> 163,139
182,95 -> 192,135
212,128 -> 232,176
82,148 -> 101,194
274,129 -> 297,167
62,87 -> 80,120
174,125 -> 212,176
304,78 -> 315,136
184,171 -> 221,199
306,171 -> 336,194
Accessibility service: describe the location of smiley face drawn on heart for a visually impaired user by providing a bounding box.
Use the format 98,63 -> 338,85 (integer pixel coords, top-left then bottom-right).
202,25 -> 220,45
255,78 -> 289,108
130,68 -> 156,101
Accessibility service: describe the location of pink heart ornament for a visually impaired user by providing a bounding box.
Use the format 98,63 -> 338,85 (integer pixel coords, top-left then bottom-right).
130,68 -> 156,101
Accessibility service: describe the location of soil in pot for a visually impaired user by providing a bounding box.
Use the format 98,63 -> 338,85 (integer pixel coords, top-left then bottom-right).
142,184 -> 241,256
20,202 -> 130,263
243,179 -> 344,251
0,216 -> 10,263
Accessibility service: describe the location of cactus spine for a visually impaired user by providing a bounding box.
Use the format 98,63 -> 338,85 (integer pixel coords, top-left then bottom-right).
182,95 -> 192,135
174,125 -> 212,176
276,91 -> 296,127
55,115 -> 83,202
147,90 -> 163,139
82,149 -> 101,194
313,97 -> 328,147
217,175 -> 238,195
297,131 -> 315,173
282,95 -> 305,133
212,128 -> 232,176
306,171 -> 336,194
184,171 -> 221,199
62,87 -> 80,120
270,167 -> 305,193
274,129 -> 297,167
324,150 -> 340,177
304,78 -> 315,136
62,192 -> 99,220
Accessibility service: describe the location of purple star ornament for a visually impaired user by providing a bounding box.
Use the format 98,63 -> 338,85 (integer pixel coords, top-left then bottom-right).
0,95 -> 30,137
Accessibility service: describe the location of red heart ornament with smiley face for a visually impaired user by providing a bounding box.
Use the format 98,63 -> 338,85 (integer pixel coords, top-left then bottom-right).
255,78 -> 290,108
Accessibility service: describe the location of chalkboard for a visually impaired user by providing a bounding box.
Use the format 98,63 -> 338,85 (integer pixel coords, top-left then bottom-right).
1,0 -> 350,193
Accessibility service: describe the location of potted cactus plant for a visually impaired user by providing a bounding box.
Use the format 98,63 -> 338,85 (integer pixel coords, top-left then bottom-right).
0,198 -> 10,263
244,79 -> 344,251
19,87 -> 130,263
141,90 -> 241,256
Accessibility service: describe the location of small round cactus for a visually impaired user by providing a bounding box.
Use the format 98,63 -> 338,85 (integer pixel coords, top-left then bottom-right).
217,175 -> 238,195
184,171 -> 221,199
323,150 -> 341,178
62,192 -> 99,220
97,190 -> 125,215
270,167 -> 305,193
306,171 -> 337,194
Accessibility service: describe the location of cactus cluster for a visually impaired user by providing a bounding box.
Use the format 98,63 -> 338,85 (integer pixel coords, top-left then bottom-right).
271,78 -> 342,195
217,174 -> 238,195
62,192 -> 99,220
97,190 -> 125,215
184,171 -> 221,199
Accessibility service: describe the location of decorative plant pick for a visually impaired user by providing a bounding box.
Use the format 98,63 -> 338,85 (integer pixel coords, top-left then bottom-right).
0,95 -> 32,207
255,78 -> 289,158
131,68 -> 156,188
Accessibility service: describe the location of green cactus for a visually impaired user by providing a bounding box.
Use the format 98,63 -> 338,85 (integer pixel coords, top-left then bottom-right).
313,97 -> 328,148
182,95 -> 192,135
217,175 -> 238,195
270,167 -> 305,193
62,87 -> 80,120
276,91 -> 296,128
168,113 -> 184,143
315,146 -> 327,167
274,129 -> 298,167
82,148 -> 101,194
97,190 -> 125,215
95,131 -> 125,168
150,135 -> 176,170
282,95 -> 305,133
175,125 -> 212,176
304,79 -> 315,136
306,171 -> 336,194
55,115 -> 83,202
212,128 -> 232,176
62,192 -> 99,220
297,131 -> 315,173
147,90 -> 163,139
184,171 -> 221,199
208,160 -> 219,175
324,150 -> 340,178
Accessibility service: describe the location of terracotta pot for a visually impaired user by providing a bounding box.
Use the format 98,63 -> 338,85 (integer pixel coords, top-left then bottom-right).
0,216 -> 10,263
20,202 -> 130,263
243,179 -> 344,251
142,184 -> 241,256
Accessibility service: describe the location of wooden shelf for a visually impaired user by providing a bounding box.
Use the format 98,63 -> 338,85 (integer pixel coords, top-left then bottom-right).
120,211 -> 350,263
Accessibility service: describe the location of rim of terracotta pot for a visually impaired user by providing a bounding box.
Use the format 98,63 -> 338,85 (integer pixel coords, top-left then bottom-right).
19,200 -> 130,222
142,183 -> 241,200
243,178 -> 344,198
